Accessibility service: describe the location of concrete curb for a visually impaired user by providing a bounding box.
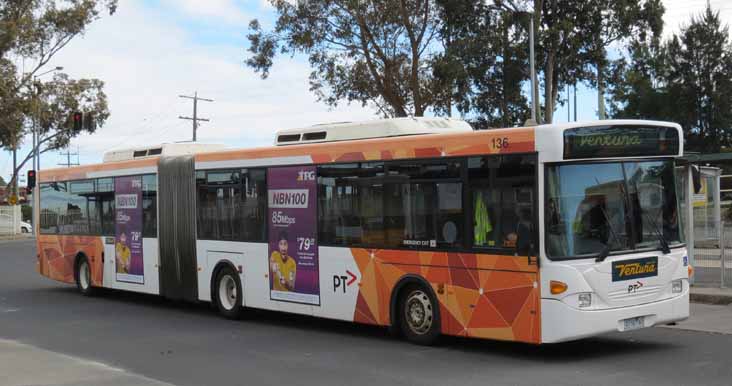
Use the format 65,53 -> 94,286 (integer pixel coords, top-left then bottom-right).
690,287 -> 732,305
691,292 -> 732,305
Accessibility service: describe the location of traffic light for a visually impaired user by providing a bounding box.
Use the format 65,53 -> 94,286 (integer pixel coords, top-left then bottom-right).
83,112 -> 95,131
72,112 -> 83,130
27,170 -> 36,189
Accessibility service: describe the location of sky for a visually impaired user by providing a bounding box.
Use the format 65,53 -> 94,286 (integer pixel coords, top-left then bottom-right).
2,0 -> 732,184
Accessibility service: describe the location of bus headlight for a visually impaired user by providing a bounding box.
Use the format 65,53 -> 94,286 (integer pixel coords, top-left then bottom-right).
672,279 -> 683,293
578,293 -> 592,308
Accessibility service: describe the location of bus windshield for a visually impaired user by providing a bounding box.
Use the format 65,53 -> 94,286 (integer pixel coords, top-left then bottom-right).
545,159 -> 681,259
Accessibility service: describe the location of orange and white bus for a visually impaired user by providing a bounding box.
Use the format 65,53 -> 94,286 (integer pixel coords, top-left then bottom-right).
35,117 -> 690,344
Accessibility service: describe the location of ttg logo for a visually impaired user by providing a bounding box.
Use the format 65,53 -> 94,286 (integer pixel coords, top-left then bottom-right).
297,170 -> 315,181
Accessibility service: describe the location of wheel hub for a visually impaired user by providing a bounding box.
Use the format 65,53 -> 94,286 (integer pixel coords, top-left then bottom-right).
80,261 -> 90,289
219,275 -> 237,310
405,290 -> 433,335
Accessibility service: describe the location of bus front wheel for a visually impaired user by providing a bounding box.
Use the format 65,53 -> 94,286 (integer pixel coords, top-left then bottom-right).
398,284 -> 440,345
214,266 -> 243,320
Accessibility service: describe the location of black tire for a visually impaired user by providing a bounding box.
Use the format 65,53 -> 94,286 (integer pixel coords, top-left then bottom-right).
398,284 -> 441,345
20,227 -> 29,234
74,256 -> 96,296
214,266 -> 244,319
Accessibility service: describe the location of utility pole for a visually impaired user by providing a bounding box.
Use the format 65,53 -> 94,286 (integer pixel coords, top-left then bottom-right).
567,85 -> 571,122
12,132 -> 17,198
529,14 -> 537,125
573,83 -> 577,122
179,92 -> 213,142
58,146 -> 79,168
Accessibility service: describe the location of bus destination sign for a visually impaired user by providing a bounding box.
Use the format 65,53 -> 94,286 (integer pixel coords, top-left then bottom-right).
563,126 -> 679,160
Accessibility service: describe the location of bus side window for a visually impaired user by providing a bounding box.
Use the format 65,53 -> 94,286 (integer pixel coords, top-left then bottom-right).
468,155 -> 536,252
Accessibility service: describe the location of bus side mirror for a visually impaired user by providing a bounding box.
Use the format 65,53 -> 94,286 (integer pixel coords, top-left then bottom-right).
691,165 -> 702,194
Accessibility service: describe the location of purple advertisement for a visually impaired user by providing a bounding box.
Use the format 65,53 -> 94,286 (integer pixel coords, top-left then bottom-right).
115,176 -> 144,284
268,166 -> 320,305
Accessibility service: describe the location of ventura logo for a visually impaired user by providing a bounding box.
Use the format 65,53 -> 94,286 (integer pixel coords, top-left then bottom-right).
612,257 -> 658,282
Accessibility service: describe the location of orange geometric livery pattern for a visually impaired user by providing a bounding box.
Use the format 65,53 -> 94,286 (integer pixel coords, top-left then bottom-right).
351,249 -> 541,344
37,235 -> 104,287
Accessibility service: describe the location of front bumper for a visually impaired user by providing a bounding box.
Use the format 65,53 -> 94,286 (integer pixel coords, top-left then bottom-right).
541,289 -> 689,343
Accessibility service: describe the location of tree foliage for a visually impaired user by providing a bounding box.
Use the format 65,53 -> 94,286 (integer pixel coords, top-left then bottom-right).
247,0 -> 443,117
434,0 -> 530,128
583,0 -> 664,120
610,4 -> 732,152
0,0 -> 116,195
247,0 -> 664,125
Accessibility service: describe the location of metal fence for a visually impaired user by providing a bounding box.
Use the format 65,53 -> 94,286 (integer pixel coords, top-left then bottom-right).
693,217 -> 732,287
0,205 -> 21,238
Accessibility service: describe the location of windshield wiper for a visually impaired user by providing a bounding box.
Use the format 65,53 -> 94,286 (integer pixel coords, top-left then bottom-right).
631,179 -> 671,255
593,244 -> 611,263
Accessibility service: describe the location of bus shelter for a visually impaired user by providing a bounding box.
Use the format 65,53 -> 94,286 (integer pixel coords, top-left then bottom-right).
679,154 -> 725,286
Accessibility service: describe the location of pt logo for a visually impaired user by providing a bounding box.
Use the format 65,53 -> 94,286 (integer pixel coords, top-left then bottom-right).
628,281 -> 644,294
333,270 -> 357,293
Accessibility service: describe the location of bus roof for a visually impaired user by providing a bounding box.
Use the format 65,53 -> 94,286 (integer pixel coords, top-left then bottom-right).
39,119 -> 682,182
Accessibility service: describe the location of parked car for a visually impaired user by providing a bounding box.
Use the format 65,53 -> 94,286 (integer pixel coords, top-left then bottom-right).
19,221 -> 32,233
0,214 -> 31,234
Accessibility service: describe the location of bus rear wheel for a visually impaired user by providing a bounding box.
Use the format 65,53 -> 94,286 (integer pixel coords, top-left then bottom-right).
75,256 -> 96,296
214,266 -> 243,320
398,284 -> 440,345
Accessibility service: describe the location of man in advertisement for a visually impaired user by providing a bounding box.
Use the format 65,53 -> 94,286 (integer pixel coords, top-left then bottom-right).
270,231 -> 296,292
115,228 -> 131,274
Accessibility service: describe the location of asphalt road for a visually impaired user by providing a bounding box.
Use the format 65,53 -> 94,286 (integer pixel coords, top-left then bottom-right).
2,239 -> 732,386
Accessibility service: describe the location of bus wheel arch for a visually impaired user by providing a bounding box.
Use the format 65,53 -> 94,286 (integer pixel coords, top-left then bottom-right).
389,274 -> 441,344
210,261 -> 244,319
73,252 -> 96,296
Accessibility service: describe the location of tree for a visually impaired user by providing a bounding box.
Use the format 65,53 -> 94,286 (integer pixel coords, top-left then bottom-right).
247,0 -> 444,117
0,0 -> 116,198
666,6 -> 732,152
610,4 -> 732,152
584,0 -> 664,120
434,0 -> 530,128
0,175 -> 6,186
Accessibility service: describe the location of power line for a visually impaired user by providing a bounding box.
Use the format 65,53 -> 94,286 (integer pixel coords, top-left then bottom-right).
58,146 -> 80,168
179,91 -> 213,142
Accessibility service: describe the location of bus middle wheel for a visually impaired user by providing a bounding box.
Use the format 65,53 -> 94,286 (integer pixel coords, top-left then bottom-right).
214,266 -> 244,320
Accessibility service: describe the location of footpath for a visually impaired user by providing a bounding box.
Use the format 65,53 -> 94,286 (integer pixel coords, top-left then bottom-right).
0,234 -> 33,242
662,286 -> 732,335
0,339 -> 172,386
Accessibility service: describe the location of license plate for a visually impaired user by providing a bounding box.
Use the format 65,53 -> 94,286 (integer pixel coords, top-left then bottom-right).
623,316 -> 645,331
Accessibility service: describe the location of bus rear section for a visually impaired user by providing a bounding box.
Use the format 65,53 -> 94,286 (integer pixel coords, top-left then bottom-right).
538,123 -> 690,343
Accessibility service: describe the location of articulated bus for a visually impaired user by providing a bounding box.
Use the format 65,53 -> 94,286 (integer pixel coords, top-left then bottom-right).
35,118 -> 690,344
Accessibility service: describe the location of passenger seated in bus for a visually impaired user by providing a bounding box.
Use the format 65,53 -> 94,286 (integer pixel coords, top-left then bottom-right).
514,209 -> 534,255
502,209 -> 519,248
